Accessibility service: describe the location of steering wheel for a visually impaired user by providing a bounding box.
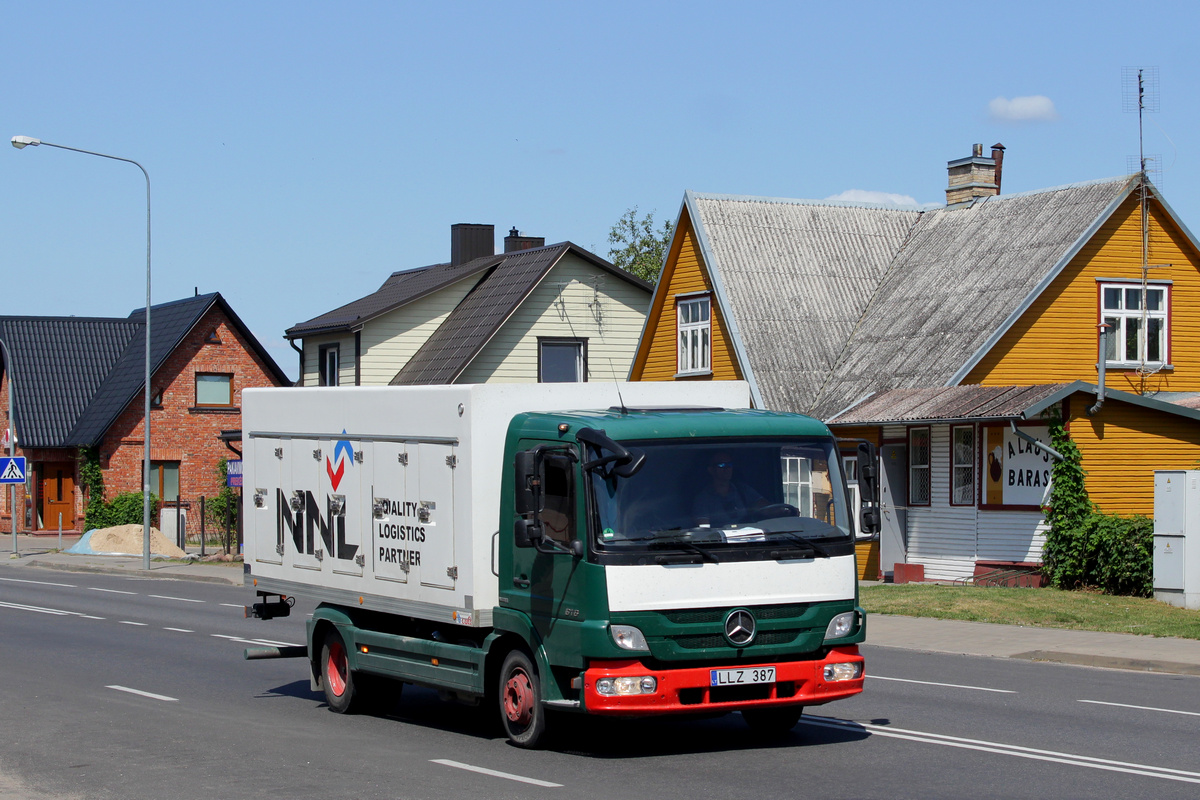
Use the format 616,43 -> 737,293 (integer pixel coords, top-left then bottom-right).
754,503 -> 800,520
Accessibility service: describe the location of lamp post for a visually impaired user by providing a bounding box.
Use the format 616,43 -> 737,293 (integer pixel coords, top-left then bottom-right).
11,135 -> 154,570
0,337 -> 17,556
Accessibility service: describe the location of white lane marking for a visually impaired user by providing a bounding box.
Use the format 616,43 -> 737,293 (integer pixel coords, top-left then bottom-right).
148,594 -> 204,604
89,587 -> 136,595
220,603 -> 244,608
868,675 -> 1017,694
164,627 -> 194,633
802,715 -> 1200,784
106,685 -> 178,703
431,759 -> 562,788
1079,699 -> 1200,718
0,576 -> 76,587
0,600 -> 92,617
81,615 -> 106,620
119,621 -> 148,626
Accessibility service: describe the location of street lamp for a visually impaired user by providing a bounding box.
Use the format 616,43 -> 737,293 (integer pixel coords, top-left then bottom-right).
11,135 -> 154,570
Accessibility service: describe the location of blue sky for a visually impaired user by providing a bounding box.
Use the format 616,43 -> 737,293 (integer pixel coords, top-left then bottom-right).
4,1 -> 1197,379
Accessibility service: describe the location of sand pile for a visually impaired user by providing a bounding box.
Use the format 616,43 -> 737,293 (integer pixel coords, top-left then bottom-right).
88,524 -> 188,559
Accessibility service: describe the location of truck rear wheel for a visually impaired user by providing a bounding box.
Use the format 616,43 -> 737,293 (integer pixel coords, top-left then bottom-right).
321,628 -> 362,714
498,650 -> 546,748
741,706 -> 803,734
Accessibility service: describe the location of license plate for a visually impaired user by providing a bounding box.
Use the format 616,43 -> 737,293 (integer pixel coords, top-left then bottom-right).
710,666 -> 776,686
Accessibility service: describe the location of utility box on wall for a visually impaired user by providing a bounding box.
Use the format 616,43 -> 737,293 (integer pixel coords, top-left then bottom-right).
1153,471 -> 1200,610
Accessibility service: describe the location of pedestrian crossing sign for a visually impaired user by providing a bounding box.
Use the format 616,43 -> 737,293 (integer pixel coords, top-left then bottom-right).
0,457 -> 26,483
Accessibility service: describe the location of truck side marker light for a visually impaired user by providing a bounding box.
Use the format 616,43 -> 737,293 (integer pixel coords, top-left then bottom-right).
432,658 -> 440,666
252,579 -> 257,586
358,596 -> 364,605
360,646 -> 369,654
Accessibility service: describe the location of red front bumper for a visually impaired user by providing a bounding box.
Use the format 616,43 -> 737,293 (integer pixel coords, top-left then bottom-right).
582,646 -> 864,716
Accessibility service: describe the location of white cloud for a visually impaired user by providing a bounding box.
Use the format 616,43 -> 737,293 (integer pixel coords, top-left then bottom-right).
824,189 -> 920,206
988,95 -> 1059,122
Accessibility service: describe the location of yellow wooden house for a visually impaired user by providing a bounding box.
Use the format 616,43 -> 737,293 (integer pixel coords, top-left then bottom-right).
630,145 -> 1200,581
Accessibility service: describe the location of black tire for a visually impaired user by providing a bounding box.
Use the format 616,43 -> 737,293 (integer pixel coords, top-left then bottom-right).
741,706 -> 804,734
498,650 -> 547,748
320,628 -> 362,714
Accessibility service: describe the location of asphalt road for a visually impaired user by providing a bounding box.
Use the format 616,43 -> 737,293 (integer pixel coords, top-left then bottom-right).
1,565 -> 1198,800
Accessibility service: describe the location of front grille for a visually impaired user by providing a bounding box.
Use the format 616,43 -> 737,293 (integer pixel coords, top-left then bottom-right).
661,603 -> 809,625
670,629 -> 802,650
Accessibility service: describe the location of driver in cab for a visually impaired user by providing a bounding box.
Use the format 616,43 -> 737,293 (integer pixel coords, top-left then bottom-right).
692,451 -> 767,527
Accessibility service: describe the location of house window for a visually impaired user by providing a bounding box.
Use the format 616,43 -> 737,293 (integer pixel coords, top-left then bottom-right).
1101,283 -> 1168,366
951,425 -> 975,506
909,427 -> 931,506
677,296 -> 711,374
538,338 -> 586,383
195,373 -> 233,407
319,345 -> 340,386
782,454 -> 814,516
150,461 -> 180,503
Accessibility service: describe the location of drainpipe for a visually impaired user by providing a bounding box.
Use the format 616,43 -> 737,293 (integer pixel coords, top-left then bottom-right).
287,337 -> 304,387
1088,323 -> 1110,416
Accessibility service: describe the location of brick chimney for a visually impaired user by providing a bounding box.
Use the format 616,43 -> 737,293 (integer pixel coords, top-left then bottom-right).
945,143 -> 1003,205
450,223 -> 494,266
503,226 -> 546,253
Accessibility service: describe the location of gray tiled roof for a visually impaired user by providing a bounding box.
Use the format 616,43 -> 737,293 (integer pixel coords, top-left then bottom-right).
826,384 -> 1071,425
686,177 -> 1138,420
1,293 -> 289,449
392,243 -> 649,384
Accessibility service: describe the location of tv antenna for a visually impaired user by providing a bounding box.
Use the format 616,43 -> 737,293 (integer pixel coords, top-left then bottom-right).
1122,67 -> 1167,378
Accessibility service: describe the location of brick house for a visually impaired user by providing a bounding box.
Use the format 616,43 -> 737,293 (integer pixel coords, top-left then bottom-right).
0,293 -> 290,533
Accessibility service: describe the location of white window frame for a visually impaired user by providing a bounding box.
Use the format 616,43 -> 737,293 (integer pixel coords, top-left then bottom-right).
319,344 -> 340,387
538,338 -> 587,383
1100,282 -> 1168,367
950,425 -> 975,506
676,295 -> 711,375
781,454 -> 814,517
908,427 -> 931,506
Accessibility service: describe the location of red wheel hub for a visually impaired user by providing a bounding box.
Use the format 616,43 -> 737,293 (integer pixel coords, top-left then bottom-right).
326,640 -> 348,697
503,668 -> 534,726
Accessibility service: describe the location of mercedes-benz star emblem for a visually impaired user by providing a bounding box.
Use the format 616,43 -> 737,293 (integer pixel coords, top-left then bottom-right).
724,608 -> 756,646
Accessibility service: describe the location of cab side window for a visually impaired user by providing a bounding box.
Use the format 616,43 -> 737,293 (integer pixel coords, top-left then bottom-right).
539,456 -> 575,544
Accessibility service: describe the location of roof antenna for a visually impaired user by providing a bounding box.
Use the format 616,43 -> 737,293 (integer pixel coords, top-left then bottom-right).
614,381 -> 629,415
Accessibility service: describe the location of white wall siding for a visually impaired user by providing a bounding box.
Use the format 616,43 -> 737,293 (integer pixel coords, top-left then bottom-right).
457,255 -> 650,383
977,511 -> 1047,563
356,276 -> 480,385
301,333 -> 356,387
906,425 -> 977,581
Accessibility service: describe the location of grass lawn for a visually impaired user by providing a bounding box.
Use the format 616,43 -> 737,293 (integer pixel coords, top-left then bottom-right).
859,583 -> 1200,640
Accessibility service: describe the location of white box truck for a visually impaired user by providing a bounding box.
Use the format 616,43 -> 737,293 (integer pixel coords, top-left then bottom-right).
243,382 -> 876,747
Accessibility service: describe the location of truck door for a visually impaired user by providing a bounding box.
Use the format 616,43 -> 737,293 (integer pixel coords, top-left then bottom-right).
418,442 -> 456,591
370,442 -> 412,586
289,441 -> 322,572
323,434 -> 363,578
251,437 -> 282,565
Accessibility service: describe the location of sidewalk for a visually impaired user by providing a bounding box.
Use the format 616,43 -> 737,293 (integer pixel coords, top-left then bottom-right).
3,532 -> 244,586
5,533 -> 1200,677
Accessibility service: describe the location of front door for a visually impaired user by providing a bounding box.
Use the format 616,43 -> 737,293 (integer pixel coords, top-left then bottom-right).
40,462 -> 75,531
879,444 -> 908,578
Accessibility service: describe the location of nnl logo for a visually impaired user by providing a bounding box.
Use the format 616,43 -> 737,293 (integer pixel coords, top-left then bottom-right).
276,432 -> 359,562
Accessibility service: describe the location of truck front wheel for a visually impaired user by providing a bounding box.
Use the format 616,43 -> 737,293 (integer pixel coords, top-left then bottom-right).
498,650 -> 546,748
321,628 -> 362,714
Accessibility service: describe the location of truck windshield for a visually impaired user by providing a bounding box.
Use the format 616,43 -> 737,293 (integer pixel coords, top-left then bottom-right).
589,437 -> 851,558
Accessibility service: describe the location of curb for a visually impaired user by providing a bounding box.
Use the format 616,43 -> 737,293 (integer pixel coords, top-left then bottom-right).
1011,649 -> 1200,677
20,559 -> 244,587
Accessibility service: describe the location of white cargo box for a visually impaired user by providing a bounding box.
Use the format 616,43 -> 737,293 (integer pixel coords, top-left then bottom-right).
243,382 -> 751,627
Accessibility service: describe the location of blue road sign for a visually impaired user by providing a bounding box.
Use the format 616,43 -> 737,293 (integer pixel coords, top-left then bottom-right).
0,457 -> 27,484
226,458 -> 242,488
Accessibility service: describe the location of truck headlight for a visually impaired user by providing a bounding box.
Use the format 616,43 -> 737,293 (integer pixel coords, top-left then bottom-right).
596,676 -> 657,695
825,611 -> 856,639
610,625 -> 649,651
824,662 -> 863,681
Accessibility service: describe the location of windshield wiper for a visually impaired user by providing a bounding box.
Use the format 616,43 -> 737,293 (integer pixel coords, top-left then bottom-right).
646,538 -> 721,563
766,531 -> 830,559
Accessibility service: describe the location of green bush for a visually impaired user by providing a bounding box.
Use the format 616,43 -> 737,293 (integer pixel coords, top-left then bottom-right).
1090,513 -> 1153,597
205,458 -> 240,553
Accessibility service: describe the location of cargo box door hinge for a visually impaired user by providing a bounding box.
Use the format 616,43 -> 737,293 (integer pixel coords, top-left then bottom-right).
446,566 -> 458,580
445,454 -> 458,468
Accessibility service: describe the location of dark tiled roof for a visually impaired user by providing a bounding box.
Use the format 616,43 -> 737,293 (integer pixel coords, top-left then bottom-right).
0,317 -> 138,448
826,384 -> 1071,425
1,293 -> 289,449
285,259 -> 497,337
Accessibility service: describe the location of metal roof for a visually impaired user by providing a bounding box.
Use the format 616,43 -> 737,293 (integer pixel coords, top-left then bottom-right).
826,384 -> 1071,425
682,177 -> 1141,420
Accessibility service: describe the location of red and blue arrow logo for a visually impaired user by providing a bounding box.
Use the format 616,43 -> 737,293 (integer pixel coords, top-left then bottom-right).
326,432 -> 354,491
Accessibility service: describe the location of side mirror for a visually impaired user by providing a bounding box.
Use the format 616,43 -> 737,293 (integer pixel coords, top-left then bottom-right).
857,441 -> 879,505
860,507 -> 880,536
514,518 -> 540,548
514,450 -> 539,517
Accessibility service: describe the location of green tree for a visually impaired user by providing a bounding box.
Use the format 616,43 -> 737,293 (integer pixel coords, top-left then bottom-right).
206,457 -> 240,553
1041,420 -> 1091,588
607,206 -> 673,283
